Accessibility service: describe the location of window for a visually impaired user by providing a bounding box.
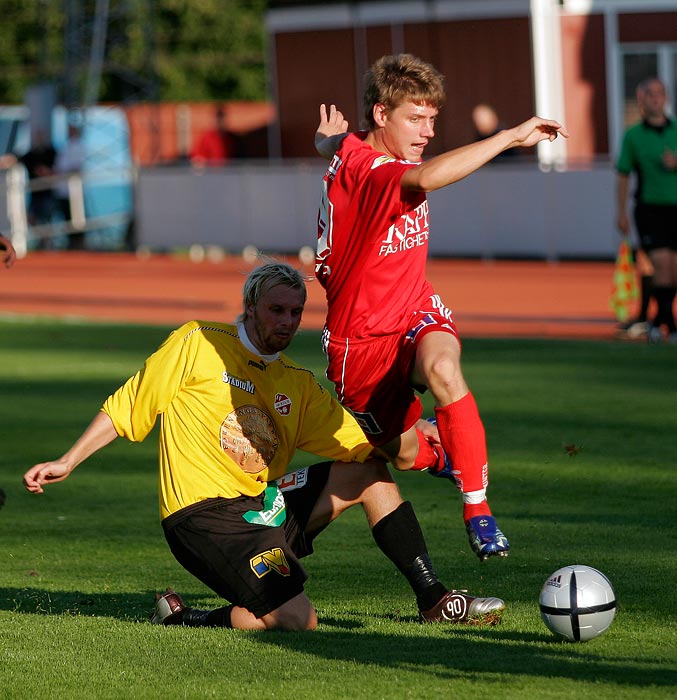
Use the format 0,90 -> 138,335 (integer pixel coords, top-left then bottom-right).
620,46 -> 676,128
622,52 -> 657,126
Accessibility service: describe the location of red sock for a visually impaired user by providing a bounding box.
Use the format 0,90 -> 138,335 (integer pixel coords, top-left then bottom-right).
435,394 -> 491,521
411,427 -> 447,471
463,500 -> 492,520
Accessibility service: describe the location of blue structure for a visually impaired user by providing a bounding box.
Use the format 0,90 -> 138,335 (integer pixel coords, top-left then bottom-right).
1,104 -> 134,249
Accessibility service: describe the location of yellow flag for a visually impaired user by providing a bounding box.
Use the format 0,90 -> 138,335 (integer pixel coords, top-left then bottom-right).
609,240 -> 639,322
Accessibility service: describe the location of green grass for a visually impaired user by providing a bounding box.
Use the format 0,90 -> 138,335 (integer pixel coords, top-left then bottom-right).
1,318 -> 676,699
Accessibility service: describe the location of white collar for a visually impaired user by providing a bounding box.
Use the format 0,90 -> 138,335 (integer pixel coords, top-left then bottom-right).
237,322 -> 279,362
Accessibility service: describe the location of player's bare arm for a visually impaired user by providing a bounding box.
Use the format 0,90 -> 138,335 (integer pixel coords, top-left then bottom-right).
23,411 -> 119,493
315,103 -> 349,160
401,116 -> 569,193
616,173 -> 631,235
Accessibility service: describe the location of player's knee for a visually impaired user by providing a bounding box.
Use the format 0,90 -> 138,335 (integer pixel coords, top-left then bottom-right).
337,457 -> 394,489
359,457 -> 393,481
262,594 -> 317,631
423,353 -> 465,396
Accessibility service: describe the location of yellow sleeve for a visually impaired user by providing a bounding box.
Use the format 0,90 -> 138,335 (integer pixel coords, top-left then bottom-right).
101,324 -> 195,442
295,376 -> 373,463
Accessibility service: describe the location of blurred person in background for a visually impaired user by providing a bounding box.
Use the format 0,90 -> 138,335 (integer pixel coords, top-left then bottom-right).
472,104 -> 519,161
54,123 -> 86,250
191,105 -> 242,167
18,129 -> 57,249
616,77 -> 677,344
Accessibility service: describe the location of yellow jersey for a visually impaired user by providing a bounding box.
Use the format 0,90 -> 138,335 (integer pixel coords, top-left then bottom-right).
102,321 -> 372,519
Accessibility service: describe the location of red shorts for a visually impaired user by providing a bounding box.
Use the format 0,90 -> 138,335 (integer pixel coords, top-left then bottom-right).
323,300 -> 459,447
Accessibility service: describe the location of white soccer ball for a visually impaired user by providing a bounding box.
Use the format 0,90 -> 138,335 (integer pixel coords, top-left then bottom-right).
539,565 -> 616,642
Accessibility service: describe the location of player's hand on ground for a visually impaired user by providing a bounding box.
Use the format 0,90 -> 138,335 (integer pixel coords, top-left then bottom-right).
23,460 -> 72,494
509,116 -> 569,149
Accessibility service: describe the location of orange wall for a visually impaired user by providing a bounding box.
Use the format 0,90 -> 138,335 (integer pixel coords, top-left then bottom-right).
561,13 -> 608,163
125,101 -> 276,166
272,17 -> 534,158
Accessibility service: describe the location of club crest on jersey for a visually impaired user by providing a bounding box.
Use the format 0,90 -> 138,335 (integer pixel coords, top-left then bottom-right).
250,548 -> 291,579
274,393 -> 292,416
222,371 -> 255,394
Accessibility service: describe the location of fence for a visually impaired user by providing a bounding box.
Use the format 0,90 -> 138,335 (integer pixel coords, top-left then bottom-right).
3,158 -> 622,260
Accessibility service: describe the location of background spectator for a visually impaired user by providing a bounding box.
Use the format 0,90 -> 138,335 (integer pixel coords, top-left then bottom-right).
54,123 -> 86,250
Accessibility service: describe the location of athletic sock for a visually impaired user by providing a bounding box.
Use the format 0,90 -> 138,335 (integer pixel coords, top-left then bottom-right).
666,286 -> 677,333
371,501 -> 448,611
463,500 -> 492,520
639,275 -> 652,322
205,605 -> 234,628
652,285 -> 676,331
435,394 -> 492,522
411,426 -> 447,471
168,605 -> 234,628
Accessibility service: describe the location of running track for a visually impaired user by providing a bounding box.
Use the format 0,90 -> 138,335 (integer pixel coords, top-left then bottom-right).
0,252 -> 622,340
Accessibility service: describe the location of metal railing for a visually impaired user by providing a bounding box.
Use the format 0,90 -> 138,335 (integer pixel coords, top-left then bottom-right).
3,164 -> 134,257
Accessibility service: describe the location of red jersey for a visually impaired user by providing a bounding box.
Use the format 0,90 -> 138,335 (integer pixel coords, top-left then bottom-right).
316,132 -> 435,338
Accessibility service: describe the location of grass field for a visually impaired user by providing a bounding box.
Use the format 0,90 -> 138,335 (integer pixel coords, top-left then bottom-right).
1,318 -> 676,699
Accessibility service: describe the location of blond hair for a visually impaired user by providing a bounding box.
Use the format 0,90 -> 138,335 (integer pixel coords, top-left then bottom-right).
363,54 -> 446,129
238,261 -> 307,322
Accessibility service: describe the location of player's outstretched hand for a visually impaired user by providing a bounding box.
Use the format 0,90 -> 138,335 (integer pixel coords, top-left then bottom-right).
315,104 -> 349,159
509,116 -> 570,150
23,460 -> 72,494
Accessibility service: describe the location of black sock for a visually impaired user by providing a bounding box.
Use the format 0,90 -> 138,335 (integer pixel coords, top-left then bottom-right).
371,501 -> 448,611
639,275 -> 652,321
652,286 -> 676,332
169,605 -> 234,628
667,286 -> 677,333
205,605 -> 234,628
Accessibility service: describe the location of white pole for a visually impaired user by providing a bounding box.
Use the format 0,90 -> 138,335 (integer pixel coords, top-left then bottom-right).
6,165 -> 28,258
68,174 -> 86,230
530,0 -> 568,171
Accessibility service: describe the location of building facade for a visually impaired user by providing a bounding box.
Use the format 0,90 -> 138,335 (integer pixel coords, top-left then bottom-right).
266,0 -> 677,167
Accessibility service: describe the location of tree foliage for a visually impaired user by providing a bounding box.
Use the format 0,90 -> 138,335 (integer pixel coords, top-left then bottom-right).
0,0 -> 268,104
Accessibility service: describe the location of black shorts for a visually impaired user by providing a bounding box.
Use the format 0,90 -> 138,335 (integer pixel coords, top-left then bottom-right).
161,462 -> 332,618
634,204 -> 677,251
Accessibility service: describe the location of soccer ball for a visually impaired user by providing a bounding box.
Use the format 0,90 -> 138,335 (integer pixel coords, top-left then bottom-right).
539,565 -> 616,642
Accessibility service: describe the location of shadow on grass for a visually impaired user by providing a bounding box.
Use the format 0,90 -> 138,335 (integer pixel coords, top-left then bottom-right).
2,587 -> 672,689
1,586 -> 158,620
